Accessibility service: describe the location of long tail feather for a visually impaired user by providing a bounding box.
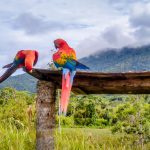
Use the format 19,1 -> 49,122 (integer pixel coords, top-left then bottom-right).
70,70 -> 76,85
60,69 -> 71,115
0,65 -> 18,83
2,63 -> 13,68
63,71 -> 76,113
60,68 -> 76,115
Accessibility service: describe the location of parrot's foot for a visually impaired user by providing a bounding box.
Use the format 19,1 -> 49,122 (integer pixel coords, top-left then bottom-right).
28,70 -> 33,73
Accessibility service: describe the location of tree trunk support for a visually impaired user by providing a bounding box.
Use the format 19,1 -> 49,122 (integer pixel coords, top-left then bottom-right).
36,80 -> 56,150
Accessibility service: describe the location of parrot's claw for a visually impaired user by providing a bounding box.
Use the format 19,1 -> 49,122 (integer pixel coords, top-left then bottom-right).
29,70 -> 33,73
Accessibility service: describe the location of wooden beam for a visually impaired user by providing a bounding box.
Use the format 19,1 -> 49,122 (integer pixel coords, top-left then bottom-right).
36,80 -> 56,150
29,69 -> 150,94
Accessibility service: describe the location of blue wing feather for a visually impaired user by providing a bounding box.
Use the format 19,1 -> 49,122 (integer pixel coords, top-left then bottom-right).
64,59 -> 89,70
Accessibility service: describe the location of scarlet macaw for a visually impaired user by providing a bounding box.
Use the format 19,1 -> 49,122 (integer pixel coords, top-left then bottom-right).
0,50 -> 38,83
53,39 -> 89,115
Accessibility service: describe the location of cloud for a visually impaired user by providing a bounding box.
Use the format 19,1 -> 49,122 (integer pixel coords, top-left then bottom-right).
77,24 -> 135,57
130,2 -> 150,28
77,1 -> 150,57
0,0 -> 150,74
133,27 -> 150,42
9,12 -> 90,35
102,25 -> 134,48
129,2 -> 150,44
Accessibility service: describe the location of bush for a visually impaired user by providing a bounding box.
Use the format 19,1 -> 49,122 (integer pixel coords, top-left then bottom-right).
56,116 -> 74,127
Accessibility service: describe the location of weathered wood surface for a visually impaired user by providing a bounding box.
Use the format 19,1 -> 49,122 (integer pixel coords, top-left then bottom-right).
29,69 -> 150,94
36,81 -> 56,150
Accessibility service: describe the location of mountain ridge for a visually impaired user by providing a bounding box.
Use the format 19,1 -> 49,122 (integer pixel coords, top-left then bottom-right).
80,45 -> 150,72
0,45 -> 150,92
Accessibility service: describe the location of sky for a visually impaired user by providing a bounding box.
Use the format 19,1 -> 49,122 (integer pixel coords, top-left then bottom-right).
0,0 -> 150,75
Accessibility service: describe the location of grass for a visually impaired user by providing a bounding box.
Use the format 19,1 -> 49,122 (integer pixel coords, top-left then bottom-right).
0,125 -> 149,150
55,128 -> 150,150
0,123 -> 35,150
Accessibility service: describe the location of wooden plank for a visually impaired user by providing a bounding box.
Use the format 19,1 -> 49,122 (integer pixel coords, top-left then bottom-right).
29,69 -> 150,94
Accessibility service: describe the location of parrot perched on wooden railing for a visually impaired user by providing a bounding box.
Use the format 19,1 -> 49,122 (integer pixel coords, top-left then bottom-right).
53,39 -> 89,115
0,50 -> 38,83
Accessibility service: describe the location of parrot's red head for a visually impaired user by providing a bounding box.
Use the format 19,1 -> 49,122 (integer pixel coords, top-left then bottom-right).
54,39 -> 69,49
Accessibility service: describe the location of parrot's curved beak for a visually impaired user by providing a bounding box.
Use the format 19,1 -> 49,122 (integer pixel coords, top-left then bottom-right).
55,45 -> 57,49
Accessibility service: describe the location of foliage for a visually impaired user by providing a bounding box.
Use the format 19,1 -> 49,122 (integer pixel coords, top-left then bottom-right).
56,116 -> 74,127
56,93 -> 150,147
111,95 -> 150,145
0,87 -> 36,150
0,87 -> 149,149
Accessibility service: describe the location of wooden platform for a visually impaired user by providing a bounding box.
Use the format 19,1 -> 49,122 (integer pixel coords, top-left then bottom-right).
29,68 -> 150,94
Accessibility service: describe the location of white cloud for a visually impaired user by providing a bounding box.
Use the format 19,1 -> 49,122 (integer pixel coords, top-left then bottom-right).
130,2 -> 150,28
9,12 -> 90,35
77,1 -> 150,57
76,24 -> 135,57
102,25 -> 134,48
0,0 -> 150,75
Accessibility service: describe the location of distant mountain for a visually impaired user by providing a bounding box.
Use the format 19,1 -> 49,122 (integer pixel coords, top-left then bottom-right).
0,45 -> 150,92
80,45 -> 150,72
0,73 -> 37,93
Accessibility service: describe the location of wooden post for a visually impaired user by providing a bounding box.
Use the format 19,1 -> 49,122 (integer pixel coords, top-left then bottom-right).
36,80 -> 56,150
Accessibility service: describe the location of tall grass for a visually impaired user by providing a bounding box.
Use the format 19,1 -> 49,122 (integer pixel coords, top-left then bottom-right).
0,125 -> 150,150
55,128 -> 150,150
0,123 -> 35,150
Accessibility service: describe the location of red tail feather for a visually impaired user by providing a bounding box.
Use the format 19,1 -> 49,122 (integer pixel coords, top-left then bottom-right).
60,72 -> 72,114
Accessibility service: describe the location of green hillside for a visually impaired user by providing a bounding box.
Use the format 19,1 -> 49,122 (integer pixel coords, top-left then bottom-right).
80,45 -> 150,72
0,74 -> 37,93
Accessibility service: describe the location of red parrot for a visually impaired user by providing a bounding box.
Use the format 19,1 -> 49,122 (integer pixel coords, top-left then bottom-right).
0,50 -> 38,83
53,39 -> 89,115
